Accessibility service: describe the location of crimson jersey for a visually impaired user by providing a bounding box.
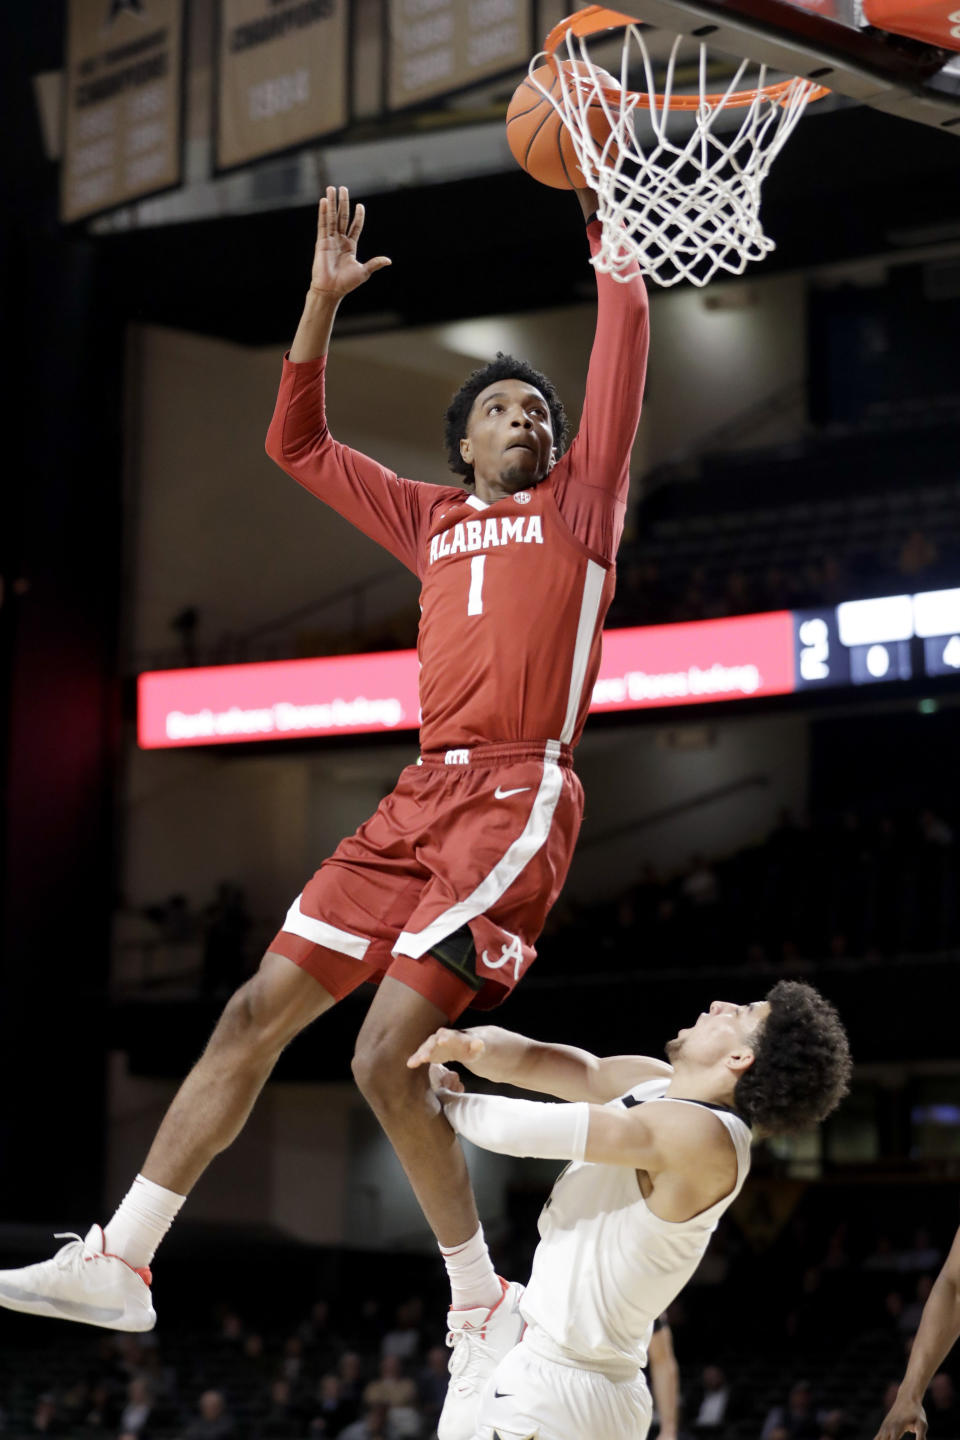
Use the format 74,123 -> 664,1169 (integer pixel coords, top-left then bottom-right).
265,221 -> 648,753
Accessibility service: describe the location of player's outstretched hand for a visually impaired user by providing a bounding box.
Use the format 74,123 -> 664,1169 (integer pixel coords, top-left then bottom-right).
408,1027 -> 485,1071
875,1397 -> 928,1440
309,185 -> 391,300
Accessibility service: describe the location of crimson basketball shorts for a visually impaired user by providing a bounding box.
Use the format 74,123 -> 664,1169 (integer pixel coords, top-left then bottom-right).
270,739 -> 583,1021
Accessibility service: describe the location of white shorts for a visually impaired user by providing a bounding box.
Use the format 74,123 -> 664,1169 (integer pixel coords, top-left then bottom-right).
475,1336 -> 653,1440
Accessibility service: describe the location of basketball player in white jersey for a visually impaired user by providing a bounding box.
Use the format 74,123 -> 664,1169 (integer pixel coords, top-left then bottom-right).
409,979 -> 852,1440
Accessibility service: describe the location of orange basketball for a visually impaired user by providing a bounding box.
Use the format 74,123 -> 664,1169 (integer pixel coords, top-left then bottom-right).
506,62 -> 618,191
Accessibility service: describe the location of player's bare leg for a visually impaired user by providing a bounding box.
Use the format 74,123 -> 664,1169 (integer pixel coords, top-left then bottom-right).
0,951 -> 336,1333
352,977 -> 525,1440
140,950 -> 337,1193
352,976 -> 479,1247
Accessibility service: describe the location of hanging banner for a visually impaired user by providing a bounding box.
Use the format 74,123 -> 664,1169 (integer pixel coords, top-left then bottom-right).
386,0 -> 534,111
216,0 -> 348,169
62,0 -> 184,222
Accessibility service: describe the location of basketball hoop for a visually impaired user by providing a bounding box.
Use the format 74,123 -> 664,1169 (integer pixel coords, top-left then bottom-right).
537,6 -> 830,286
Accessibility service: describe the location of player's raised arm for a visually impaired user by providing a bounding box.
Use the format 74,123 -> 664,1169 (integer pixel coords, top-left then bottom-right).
289,185 -> 391,362
265,188 -> 432,572
875,1226 -> 960,1440
407,1025 -> 671,1103
550,184 -> 650,560
420,1065 -> 734,1195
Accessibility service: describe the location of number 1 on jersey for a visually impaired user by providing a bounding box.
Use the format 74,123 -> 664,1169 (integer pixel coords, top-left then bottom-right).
467,556 -> 486,616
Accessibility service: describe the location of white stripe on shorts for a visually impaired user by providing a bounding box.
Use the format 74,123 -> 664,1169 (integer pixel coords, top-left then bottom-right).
392,752 -> 563,960
282,894 -> 371,960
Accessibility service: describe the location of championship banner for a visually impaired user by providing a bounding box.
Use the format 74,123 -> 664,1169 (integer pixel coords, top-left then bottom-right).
216,0 -> 348,170
62,0 -> 184,222
386,0 -> 533,111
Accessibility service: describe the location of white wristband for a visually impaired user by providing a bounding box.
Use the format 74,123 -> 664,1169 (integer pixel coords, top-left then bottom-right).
440,1090 -> 590,1163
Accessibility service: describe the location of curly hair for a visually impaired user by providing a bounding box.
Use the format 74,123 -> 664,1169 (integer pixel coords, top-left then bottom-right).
734,980 -> 851,1138
443,352 -> 568,486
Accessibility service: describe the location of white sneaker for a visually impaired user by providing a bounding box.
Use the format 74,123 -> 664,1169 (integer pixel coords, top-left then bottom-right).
438,1277 -> 526,1440
0,1225 -> 156,1332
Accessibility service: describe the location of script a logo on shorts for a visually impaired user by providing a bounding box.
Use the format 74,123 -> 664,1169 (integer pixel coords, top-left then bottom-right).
482,931 -> 524,981
513,491 -> 531,504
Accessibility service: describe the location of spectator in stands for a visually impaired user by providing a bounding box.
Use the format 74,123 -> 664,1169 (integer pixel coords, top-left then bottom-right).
762,1380 -> 821,1440
690,1364 -> 735,1431
119,1377 -> 154,1436
920,810 -> 954,848
217,1307 -> 245,1348
315,1374 -> 355,1437
818,1407 -> 854,1440
59,1379 -> 93,1433
29,1394 -> 64,1435
84,1379 -> 118,1432
362,1355 -> 416,1412
380,1298 -> 422,1362
255,1377 -> 303,1438
282,1334 -> 305,1385
336,1401 -> 391,1440
241,1332 -> 274,1388
299,1298 -> 342,1370
926,1372 -> 960,1433
901,1274 -> 936,1335
336,1351 -> 365,1424
181,1390 -> 237,1440
362,1355 -> 419,1437
416,1345 -> 449,1434
900,1228 -> 943,1274
680,854 -> 720,909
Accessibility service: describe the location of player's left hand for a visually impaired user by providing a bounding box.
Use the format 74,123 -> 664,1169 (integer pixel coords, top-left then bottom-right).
408,1027 -> 485,1070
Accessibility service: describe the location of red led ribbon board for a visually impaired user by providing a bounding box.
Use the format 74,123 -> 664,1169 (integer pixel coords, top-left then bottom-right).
138,610 -> 797,750
138,650 -> 422,749
590,611 -> 796,713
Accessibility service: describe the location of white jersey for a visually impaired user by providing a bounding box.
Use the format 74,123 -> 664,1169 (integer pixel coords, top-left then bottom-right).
519,1077 -> 752,1377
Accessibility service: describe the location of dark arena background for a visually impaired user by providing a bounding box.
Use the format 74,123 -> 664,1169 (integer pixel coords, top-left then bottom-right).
4,1 -> 960,1437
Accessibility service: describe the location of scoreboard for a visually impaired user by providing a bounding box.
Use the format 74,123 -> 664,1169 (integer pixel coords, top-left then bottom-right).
793,588 -> 960,691
138,584 -> 960,749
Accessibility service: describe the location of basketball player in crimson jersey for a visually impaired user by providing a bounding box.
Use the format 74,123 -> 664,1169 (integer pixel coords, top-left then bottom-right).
0,184 -> 648,1440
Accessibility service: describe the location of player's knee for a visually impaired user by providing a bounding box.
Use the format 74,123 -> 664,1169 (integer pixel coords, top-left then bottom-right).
216,971 -> 286,1056
351,1031 -> 420,1113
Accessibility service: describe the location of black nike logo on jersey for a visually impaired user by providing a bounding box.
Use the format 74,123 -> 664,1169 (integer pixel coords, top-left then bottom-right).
493,1388 -> 514,1398
493,1430 -> 535,1439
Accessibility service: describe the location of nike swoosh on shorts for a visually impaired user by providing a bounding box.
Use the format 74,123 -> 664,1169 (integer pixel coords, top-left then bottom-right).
494,786 -> 531,799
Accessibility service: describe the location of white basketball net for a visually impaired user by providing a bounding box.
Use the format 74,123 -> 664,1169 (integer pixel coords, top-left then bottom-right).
535,21 -> 826,286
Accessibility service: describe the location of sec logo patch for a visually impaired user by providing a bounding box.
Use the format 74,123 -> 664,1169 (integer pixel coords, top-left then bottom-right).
513,491 -> 531,504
